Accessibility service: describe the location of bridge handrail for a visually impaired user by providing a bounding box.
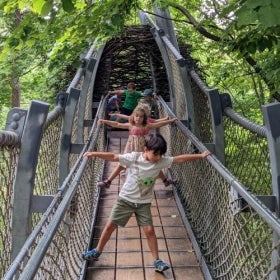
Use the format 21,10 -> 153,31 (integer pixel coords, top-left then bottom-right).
0,130 -> 19,146
159,95 -> 280,234
224,107 -> 266,137
67,45 -> 96,92
44,104 -> 65,129
157,96 -> 280,278
3,94 -> 106,280
3,194 -> 62,279
142,11 -> 184,62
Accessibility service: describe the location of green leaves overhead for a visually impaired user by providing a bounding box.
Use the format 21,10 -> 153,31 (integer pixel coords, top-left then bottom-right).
0,0 -> 147,113
1,0 -> 280,121
61,0 -> 74,12
236,0 -> 280,28
32,0 -> 53,16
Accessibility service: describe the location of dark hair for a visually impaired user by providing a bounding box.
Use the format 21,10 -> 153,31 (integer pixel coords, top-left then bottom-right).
127,82 -> 136,90
144,133 -> 167,155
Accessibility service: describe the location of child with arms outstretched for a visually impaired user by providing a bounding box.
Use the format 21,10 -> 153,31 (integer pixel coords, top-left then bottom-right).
98,105 -> 177,188
82,133 -> 211,272
109,102 -> 168,124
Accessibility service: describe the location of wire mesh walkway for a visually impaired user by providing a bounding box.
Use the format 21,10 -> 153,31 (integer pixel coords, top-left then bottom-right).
85,131 -> 205,280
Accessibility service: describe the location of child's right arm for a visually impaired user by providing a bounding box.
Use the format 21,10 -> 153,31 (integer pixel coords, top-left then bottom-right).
109,113 -> 130,120
109,89 -> 124,96
99,119 -> 130,129
83,151 -> 119,161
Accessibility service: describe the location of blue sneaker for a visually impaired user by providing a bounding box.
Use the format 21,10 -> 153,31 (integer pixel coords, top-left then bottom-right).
82,248 -> 101,261
154,259 -> 169,272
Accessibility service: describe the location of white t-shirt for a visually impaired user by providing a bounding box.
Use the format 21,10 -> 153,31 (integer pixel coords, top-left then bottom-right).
119,152 -> 173,204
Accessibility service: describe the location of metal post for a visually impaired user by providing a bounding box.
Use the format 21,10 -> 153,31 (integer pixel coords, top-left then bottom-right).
59,88 -> 80,185
176,59 -> 195,130
76,58 -> 96,143
150,27 -> 176,111
11,101 -> 49,260
207,89 -> 225,164
262,103 -> 280,279
153,7 -> 179,51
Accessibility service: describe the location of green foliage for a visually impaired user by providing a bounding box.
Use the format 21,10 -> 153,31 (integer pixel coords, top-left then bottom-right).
161,0 -> 280,121
236,0 -> 280,29
0,0 -> 152,126
0,0 -> 279,125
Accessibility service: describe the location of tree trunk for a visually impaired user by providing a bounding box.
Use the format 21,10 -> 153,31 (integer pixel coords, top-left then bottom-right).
11,75 -> 21,107
11,9 -> 23,108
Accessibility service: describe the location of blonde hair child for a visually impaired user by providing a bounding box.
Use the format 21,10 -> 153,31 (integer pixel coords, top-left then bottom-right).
98,105 -> 177,188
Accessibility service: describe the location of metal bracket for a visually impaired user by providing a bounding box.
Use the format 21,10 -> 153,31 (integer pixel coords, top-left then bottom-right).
56,92 -> 68,109
31,195 -> 54,213
5,108 -> 27,139
220,93 -> 232,114
83,119 -> 94,127
70,144 -> 85,154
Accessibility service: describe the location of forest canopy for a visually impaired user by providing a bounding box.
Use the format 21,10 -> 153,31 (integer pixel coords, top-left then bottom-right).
0,0 -> 279,125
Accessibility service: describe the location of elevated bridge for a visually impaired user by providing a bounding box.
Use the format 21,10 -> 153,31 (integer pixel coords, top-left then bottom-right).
1,8 -> 280,280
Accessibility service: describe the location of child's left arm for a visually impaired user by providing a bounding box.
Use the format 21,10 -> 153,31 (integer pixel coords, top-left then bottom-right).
173,151 -> 211,163
147,117 -> 177,129
154,116 -> 169,122
83,151 -> 119,161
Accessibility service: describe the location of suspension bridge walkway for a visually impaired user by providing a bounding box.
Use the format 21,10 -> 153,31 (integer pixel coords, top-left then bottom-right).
1,8 -> 280,280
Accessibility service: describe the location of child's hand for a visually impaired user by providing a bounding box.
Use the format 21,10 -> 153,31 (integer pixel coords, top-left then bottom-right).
98,119 -> 105,124
83,151 -> 95,158
109,113 -> 116,117
201,151 -> 211,158
171,118 -> 177,122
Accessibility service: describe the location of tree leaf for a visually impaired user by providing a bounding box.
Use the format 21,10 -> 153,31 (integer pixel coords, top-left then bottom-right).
41,1 -> 53,17
32,0 -> 45,14
62,0 -> 75,12
243,0 -> 263,10
258,5 -> 280,27
236,7 -> 258,27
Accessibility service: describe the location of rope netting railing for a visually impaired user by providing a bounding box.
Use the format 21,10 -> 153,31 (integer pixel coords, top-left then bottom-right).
32,105 -> 64,228
0,104 -> 66,279
144,11 -> 213,145
0,104 -> 65,277
148,12 -> 280,278
0,45 -> 98,279
157,100 -> 280,279
189,71 -> 213,144
223,108 -> 271,195
34,106 -> 64,196
3,96 -> 107,280
145,8 -> 276,209
0,133 -> 19,277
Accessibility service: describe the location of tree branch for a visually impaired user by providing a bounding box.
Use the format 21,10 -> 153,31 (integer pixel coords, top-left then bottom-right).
167,2 -> 278,98
168,3 -> 221,42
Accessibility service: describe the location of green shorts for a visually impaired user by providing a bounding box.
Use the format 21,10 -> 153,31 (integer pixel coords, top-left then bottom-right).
109,198 -> 152,227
